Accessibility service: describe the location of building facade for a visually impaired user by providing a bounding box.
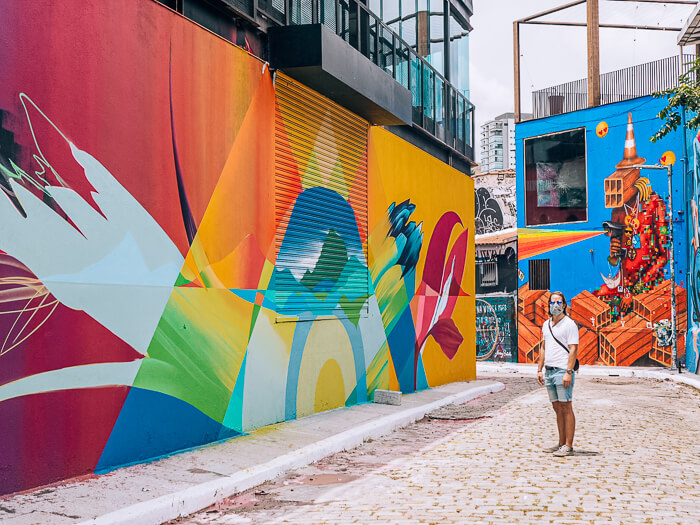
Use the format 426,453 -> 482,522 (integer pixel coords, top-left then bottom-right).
516,96 -> 688,369
473,169 -> 517,363
480,112 -> 531,173
0,0 -> 476,495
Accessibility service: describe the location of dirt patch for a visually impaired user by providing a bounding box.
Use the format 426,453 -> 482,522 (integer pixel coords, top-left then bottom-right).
427,376 -> 540,420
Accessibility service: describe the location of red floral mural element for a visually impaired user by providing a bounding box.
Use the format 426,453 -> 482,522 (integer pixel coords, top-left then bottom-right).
413,212 -> 469,387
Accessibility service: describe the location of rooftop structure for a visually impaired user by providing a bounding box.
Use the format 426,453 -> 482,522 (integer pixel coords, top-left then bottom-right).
158,0 -> 476,168
531,54 -> 695,119
513,0 -> 696,122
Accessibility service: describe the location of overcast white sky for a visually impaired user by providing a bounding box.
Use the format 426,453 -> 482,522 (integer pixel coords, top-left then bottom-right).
469,0 -> 696,162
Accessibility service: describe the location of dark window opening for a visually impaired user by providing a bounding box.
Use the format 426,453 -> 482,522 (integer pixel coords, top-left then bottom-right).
529,259 -> 550,291
478,262 -> 498,287
524,128 -> 587,226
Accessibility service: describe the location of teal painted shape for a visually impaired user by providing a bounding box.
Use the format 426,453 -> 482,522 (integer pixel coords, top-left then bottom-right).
229,289 -> 258,303
345,384 -> 358,406
222,353 -> 247,431
416,358 -> 429,391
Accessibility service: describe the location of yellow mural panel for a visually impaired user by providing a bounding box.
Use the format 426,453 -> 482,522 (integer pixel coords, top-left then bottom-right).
368,127 -> 476,391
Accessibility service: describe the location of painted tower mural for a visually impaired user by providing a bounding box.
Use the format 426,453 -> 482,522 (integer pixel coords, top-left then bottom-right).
517,97 -> 687,368
0,1 -> 475,495
688,132 -> 700,374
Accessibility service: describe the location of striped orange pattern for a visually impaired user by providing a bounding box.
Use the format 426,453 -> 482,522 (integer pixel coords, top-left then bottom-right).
518,228 -> 605,261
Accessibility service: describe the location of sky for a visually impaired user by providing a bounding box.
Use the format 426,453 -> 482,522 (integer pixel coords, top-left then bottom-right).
469,0 -> 696,163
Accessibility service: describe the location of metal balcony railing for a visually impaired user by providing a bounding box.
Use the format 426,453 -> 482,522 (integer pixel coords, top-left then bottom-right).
532,55 -> 696,119
258,0 -> 475,159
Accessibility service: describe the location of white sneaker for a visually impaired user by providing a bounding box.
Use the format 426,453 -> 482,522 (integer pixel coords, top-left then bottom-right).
553,445 -> 574,457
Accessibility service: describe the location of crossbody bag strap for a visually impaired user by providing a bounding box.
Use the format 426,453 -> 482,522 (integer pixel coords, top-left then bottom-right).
548,319 -> 570,354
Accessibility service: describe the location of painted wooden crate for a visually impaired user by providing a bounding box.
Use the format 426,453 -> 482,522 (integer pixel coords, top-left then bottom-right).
577,326 -> 600,365
533,293 -> 549,328
518,311 -> 543,364
570,290 -> 611,331
599,313 -> 652,366
632,280 -> 687,327
518,287 -> 547,324
649,330 -> 686,367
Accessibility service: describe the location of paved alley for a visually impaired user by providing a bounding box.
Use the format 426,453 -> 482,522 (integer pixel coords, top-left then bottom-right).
175,374 -> 700,524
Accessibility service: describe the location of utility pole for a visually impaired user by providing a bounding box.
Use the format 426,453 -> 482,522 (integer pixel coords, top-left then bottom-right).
587,0 -> 601,108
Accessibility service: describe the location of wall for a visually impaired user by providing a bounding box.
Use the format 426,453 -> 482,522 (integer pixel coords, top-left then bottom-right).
0,0 -> 475,495
474,170 -> 516,235
368,127 -> 475,394
476,295 -> 517,362
516,96 -> 688,368
473,170 -> 517,362
688,132 -> 700,374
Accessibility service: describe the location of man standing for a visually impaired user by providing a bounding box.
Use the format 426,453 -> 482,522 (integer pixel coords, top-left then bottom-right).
536,291 -> 579,457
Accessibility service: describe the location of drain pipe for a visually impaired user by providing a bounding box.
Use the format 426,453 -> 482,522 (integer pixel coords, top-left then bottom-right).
631,164 -> 678,372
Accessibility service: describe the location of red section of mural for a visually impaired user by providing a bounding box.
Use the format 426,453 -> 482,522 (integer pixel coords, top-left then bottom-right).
413,212 -> 470,386
0,2 -> 262,256
0,254 -> 141,385
0,387 -> 129,496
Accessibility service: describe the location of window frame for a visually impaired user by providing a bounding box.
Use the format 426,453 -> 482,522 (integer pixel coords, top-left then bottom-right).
523,127 -> 588,227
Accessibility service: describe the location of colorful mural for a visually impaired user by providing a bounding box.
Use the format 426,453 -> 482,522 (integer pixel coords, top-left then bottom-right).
474,169 -> 516,235
0,0 -> 475,495
476,296 -> 517,362
688,132 -> 700,374
368,128 -> 475,393
516,97 -> 687,369
473,170 -> 517,362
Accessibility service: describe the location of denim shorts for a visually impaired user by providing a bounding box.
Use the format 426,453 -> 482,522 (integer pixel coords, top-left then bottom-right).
544,368 -> 574,402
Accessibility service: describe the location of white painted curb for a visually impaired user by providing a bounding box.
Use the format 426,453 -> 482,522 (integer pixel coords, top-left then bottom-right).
81,381 -> 504,525
477,363 -> 700,391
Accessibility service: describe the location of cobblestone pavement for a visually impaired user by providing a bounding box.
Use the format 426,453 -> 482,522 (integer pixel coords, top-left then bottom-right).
173,375 -> 700,524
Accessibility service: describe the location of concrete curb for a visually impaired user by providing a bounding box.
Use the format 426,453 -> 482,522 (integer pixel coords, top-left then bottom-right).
478,363 -> 700,391
81,381 -> 505,525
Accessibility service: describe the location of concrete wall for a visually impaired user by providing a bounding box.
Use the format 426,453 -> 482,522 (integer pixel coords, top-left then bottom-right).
515,96 -> 688,368
0,0 -> 476,494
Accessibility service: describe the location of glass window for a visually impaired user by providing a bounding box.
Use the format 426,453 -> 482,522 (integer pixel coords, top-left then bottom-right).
449,13 -> 469,96
524,128 -> 587,226
383,0 -> 400,23
428,2 -> 444,75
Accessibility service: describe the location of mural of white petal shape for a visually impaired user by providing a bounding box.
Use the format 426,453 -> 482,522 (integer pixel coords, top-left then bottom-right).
0,119 -> 183,354
0,361 -> 142,402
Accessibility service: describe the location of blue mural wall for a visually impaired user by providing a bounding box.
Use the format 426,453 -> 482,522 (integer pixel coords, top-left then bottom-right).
516,96 -> 690,368
688,132 -> 700,374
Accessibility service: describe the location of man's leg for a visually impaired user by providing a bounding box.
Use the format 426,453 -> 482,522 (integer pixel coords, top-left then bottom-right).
561,401 -> 575,447
552,401 -> 565,446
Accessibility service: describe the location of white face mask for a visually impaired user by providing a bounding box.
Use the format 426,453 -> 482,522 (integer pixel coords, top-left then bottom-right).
550,303 -> 564,316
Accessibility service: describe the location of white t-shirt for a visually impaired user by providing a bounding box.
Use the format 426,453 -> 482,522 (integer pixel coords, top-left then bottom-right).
542,316 -> 579,369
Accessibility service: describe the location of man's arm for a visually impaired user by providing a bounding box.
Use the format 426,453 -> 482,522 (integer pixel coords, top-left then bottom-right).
563,344 -> 578,387
537,336 -> 546,386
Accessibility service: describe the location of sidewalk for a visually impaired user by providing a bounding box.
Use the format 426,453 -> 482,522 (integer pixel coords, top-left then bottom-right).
477,362 -> 700,390
1,380 -> 503,525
